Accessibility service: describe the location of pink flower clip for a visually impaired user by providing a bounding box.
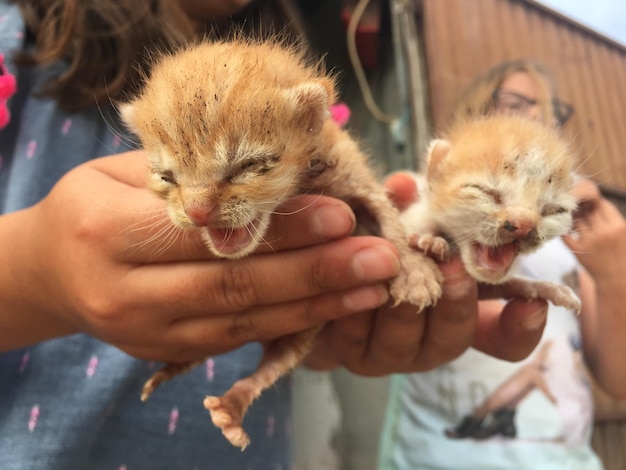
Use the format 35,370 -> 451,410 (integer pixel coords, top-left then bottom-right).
0,53 -> 17,129
330,102 -> 351,128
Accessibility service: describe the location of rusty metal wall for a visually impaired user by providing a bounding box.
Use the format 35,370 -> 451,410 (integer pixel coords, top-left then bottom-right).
419,0 -> 626,193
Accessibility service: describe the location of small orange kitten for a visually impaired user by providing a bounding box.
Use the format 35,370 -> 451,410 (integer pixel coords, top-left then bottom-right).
402,115 -> 580,310
120,38 -> 442,449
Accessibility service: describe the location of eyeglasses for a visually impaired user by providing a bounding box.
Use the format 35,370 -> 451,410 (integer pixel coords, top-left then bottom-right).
491,89 -> 574,127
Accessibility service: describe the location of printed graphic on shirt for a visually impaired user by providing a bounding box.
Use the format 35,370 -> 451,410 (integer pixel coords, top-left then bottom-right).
443,333 -> 590,446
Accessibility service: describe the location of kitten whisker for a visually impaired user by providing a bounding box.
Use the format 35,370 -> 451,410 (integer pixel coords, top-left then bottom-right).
119,212 -> 171,237
149,225 -> 183,260
91,197 -> 167,218
577,166 -> 611,185
129,224 -> 175,256
571,146 -> 612,185
572,144 -> 597,175
247,220 -> 276,255
94,81 -> 142,152
254,185 -> 308,216
264,193 -> 324,217
123,220 -> 182,259
220,227 -> 235,248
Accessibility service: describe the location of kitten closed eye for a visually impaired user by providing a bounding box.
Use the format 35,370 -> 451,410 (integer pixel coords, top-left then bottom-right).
228,155 -> 279,182
239,158 -> 267,173
463,184 -> 503,204
541,205 -> 568,216
158,170 -> 177,185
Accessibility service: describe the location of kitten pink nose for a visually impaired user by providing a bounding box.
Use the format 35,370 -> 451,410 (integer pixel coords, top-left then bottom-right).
502,219 -> 535,238
185,203 -> 217,227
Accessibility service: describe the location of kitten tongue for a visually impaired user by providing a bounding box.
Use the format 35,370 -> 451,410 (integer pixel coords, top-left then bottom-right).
474,242 -> 518,274
207,226 -> 253,254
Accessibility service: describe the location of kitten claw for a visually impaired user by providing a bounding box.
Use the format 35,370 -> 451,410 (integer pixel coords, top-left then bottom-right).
409,233 -> 450,261
390,251 -> 443,311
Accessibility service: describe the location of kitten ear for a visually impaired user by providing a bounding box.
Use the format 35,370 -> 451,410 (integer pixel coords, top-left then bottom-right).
118,102 -> 138,133
284,79 -> 334,134
426,139 -> 451,181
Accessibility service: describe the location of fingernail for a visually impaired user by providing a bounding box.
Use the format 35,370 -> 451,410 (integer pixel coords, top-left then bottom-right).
521,305 -> 548,331
343,285 -> 390,311
311,203 -> 355,238
352,245 -> 400,281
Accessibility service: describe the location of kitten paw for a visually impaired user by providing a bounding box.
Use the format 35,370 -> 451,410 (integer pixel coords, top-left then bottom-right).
390,251 -> 443,311
204,395 -> 250,450
542,284 -> 581,313
409,233 -> 450,260
500,277 -> 581,314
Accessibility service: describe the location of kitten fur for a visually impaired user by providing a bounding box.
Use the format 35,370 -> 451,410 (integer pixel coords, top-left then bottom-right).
120,38 -> 442,449
402,115 -> 581,310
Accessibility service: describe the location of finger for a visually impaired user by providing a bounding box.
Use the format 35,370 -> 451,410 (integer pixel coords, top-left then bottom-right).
256,195 -> 356,253
106,192 -> 356,263
384,172 -> 418,211
563,222 -> 592,254
409,257 -> 478,370
358,301 -> 427,375
473,298 -> 547,361
150,284 -> 391,362
123,237 -> 401,320
596,198 -> 625,226
571,178 -> 601,201
364,256 -> 476,373
89,151 -> 152,188
312,304 -> 424,376
565,198 -> 623,252
304,309 -> 378,373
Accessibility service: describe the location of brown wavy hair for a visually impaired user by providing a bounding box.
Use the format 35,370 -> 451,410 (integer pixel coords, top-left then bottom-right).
13,0 -> 304,111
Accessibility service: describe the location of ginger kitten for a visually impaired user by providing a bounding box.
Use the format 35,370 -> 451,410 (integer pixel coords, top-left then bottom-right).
402,115 -> 580,310
120,38 -> 442,449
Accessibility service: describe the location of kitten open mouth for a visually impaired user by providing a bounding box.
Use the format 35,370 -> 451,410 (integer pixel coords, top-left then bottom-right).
206,222 -> 257,255
473,242 -> 518,278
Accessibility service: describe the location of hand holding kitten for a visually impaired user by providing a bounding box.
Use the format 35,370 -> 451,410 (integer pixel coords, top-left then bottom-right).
307,173 -> 548,375
0,151 -> 399,358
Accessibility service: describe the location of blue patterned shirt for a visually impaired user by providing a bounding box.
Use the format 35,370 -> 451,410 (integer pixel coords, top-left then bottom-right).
0,3 -> 292,469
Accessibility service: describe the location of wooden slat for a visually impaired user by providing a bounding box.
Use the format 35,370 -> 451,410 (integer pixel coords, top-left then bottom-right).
495,0 -> 521,57
551,23 -> 595,176
570,29 -> 613,184
596,43 -> 626,189
473,0 -> 505,68
585,37 -> 623,188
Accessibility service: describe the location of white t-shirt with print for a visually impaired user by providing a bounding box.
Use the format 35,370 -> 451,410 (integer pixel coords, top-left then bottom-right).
379,238 -> 603,470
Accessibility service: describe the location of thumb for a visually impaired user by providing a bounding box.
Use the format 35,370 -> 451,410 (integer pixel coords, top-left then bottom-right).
384,172 -> 419,211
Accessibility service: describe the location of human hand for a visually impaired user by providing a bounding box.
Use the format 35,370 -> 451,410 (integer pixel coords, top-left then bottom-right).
306,172 -> 547,375
563,178 -> 626,283
2,151 -> 401,362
